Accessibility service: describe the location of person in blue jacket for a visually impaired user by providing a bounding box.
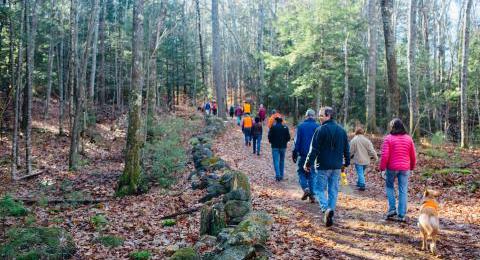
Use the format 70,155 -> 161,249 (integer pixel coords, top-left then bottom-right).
292,109 -> 320,203
304,106 -> 350,227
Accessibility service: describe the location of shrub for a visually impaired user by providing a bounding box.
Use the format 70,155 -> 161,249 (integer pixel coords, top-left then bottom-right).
90,214 -> 108,231
0,195 -> 28,217
430,131 -> 445,147
96,235 -> 124,248
162,219 -> 176,227
0,227 -> 76,259
130,250 -> 152,260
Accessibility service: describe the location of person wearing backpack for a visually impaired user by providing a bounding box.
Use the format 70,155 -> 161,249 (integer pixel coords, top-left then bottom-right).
243,100 -> 251,114
350,126 -> 378,191
292,109 -> 320,203
252,117 -> 263,155
268,117 -> 291,181
258,104 -> 267,123
241,113 -> 254,146
304,106 -> 350,227
235,105 -> 243,126
204,101 -> 211,115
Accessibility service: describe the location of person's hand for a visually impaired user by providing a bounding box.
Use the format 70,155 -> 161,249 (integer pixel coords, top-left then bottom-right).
304,164 -> 310,173
292,151 -> 298,163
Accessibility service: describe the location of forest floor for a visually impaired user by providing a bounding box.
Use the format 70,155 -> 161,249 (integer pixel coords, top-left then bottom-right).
213,118 -> 480,259
1,101 -> 480,259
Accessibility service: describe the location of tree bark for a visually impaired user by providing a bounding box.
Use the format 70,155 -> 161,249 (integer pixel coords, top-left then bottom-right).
342,32 -> 349,126
44,0 -> 55,120
195,0 -> 206,93
460,0 -> 473,148
366,0 -> 377,133
257,0 -> 265,104
380,0 -> 400,118
57,40 -> 65,135
212,0 -> 226,119
407,0 -> 419,138
117,0 -> 145,196
98,0 -> 106,105
89,3 -> 100,110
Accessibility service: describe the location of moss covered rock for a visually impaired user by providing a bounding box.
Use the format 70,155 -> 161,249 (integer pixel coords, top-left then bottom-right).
224,212 -> 273,247
224,200 -> 251,221
200,157 -> 226,171
200,203 -> 227,236
211,245 -> 255,260
223,189 -> 250,203
0,227 -> 76,259
170,247 -> 200,260
220,171 -> 251,200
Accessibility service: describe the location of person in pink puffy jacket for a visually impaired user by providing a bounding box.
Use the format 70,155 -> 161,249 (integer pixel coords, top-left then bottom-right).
379,118 -> 416,222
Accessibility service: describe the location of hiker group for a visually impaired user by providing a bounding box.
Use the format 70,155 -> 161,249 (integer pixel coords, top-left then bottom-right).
240,104 -> 416,227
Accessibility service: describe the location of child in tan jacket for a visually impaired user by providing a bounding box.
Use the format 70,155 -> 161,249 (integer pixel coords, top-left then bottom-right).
349,127 -> 378,191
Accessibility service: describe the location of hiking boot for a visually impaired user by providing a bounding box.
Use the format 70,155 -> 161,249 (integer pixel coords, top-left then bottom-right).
357,186 -> 366,191
396,216 -> 407,223
324,209 -> 334,227
301,188 -> 311,200
309,195 -> 316,203
385,210 -> 397,220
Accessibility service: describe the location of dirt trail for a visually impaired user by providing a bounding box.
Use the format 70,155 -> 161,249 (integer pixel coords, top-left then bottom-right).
213,120 -> 480,260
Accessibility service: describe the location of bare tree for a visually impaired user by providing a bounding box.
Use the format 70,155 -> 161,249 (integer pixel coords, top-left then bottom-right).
44,0 -> 55,119
195,0 -> 206,100
380,0 -> 400,118
117,0 -> 145,196
366,0 -> 377,133
460,0 -> 473,148
212,0 -> 226,118
407,0 -> 419,138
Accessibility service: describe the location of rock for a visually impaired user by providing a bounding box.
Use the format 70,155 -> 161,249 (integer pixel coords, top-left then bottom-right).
216,228 -> 234,246
194,235 -> 217,251
223,189 -> 250,203
170,247 -> 200,260
200,203 -> 227,236
200,157 -> 226,171
199,181 -> 227,202
189,137 -> 200,146
187,171 -> 197,181
224,200 -> 251,220
219,171 -> 251,200
212,245 -> 255,260
165,244 -> 180,257
225,212 -> 273,247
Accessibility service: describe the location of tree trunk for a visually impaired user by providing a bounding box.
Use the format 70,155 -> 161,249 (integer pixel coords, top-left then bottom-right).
257,0 -> 265,104
89,4 -> 100,110
342,32 -> 349,126
212,0 -> 225,119
460,0 -> 473,148
44,0 -> 55,120
98,0 -> 106,105
24,0 -> 39,175
57,40 -> 65,135
117,0 -> 145,196
380,0 -> 400,118
407,0 -> 419,139
195,0 -> 206,92
366,0 -> 377,133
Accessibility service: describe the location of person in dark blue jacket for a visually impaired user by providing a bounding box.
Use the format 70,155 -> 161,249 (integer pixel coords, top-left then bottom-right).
304,106 -> 350,227
292,109 -> 320,203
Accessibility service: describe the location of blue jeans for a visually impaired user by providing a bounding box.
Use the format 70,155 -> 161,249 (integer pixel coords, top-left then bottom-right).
243,128 -> 251,145
252,135 -> 262,154
237,116 -> 242,126
386,170 -> 410,218
314,169 -> 341,212
354,164 -> 367,188
297,156 -> 315,193
272,148 -> 286,180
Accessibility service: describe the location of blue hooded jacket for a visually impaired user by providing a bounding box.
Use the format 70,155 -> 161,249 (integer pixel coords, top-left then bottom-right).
293,118 -> 320,157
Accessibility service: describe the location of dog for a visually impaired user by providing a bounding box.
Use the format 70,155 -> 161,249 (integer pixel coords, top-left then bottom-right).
418,189 -> 440,254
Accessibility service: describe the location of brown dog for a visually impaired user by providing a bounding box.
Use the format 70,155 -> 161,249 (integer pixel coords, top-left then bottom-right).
418,189 -> 440,254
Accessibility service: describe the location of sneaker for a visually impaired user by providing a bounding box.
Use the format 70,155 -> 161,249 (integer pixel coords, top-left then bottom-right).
253,151 -> 256,154
397,216 -> 407,222
385,210 -> 397,220
357,186 -> 366,191
324,209 -> 334,227
301,188 -> 311,200
257,153 -> 260,156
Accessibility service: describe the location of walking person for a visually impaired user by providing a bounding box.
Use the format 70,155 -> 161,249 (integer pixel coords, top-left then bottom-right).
212,101 -> 218,116
267,109 -> 283,129
379,118 -> 416,222
258,104 -> 267,123
252,117 -> 263,156
304,106 -> 350,227
350,126 -> 378,191
268,117 -> 291,181
229,105 -> 235,119
241,113 -> 254,146
204,101 -> 211,115
235,105 -> 243,126
243,100 -> 252,115
293,109 -> 320,203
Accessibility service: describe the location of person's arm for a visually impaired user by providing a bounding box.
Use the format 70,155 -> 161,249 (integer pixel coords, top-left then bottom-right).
349,139 -> 356,160
343,131 -> 350,167
410,138 -> 417,170
268,127 -> 273,143
305,127 -> 322,170
379,136 -> 390,171
286,126 -> 291,141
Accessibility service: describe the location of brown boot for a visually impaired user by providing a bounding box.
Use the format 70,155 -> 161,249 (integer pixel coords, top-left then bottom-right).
301,188 -> 311,200
309,194 -> 316,203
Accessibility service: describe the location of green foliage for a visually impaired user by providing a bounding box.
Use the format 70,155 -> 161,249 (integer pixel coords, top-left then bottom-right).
0,227 -> 76,259
129,250 -> 152,260
171,247 -> 199,260
422,148 -> 448,158
96,235 -> 124,248
144,117 -> 189,188
430,131 -> 445,147
422,168 -> 472,178
0,195 -> 28,217
91,214 -> 108,231
162,219 -> 176,227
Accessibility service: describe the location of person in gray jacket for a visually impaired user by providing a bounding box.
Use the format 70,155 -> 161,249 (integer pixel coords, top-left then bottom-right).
349,126 -> 378,191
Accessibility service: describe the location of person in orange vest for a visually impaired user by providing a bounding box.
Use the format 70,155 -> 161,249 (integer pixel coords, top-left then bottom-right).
241,113 -> 254,146
267,109 -> 283,129
243,101 -> 252,115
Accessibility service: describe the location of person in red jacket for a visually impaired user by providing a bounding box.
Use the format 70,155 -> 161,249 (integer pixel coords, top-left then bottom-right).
379,118 -> 416,222
258,104 -> 267,123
